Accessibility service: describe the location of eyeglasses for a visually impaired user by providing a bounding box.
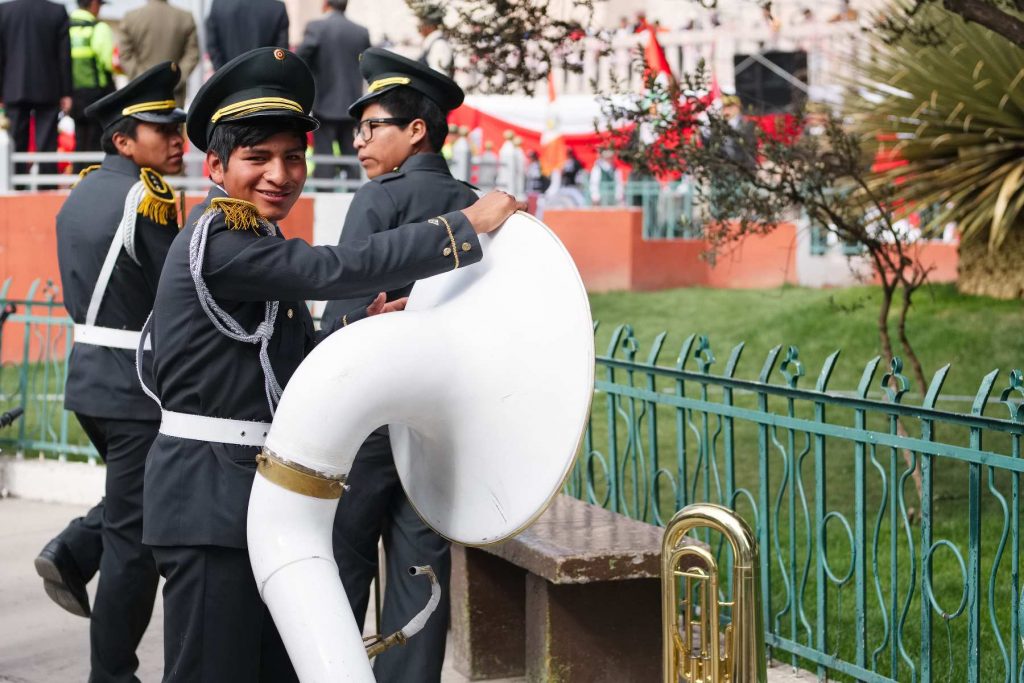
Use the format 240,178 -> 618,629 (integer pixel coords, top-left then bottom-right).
353,117 -> 412,142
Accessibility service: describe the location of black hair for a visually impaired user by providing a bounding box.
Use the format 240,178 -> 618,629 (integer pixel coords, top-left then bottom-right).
77,0 -> 94,7
368,87 -> 448,152
101,117 -> 140,155
207,119 -> 309,168
327,0 -> 348,10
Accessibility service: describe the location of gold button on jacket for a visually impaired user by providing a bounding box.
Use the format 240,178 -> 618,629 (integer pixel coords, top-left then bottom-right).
443,247 -> 452,257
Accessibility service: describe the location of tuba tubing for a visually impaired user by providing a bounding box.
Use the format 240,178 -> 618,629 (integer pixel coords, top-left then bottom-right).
248,311 -> 443,682
248,476 -> 371,680
247,214 -> 594,682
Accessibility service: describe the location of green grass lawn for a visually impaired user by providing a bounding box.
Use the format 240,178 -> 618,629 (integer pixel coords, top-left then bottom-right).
584,283 -> 1023,682
589,283 -> 1023,398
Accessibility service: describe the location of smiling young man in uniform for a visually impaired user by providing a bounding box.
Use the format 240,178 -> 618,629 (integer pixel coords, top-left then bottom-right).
141,47 -> 517,681
38,61 -> 185,683
319,47 -> 487,682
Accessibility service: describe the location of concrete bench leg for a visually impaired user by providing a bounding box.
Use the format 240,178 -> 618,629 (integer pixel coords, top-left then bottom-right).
525,574 -> 661,682
451,546 -> 528,680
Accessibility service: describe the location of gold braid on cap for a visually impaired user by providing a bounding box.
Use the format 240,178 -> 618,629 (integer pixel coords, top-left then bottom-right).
122,100 -> 178,116
211,97 -> 304,123
368,76 -> 411,93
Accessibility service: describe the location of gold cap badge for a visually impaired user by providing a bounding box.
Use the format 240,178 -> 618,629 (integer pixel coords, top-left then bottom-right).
274,49 -> 286,61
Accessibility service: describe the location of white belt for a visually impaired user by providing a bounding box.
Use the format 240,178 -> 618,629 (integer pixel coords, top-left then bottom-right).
74,324 -> 151,351
159,409 -> 271,447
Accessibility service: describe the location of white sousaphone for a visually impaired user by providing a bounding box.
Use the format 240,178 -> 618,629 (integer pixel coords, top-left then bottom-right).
246,211 -> 595,681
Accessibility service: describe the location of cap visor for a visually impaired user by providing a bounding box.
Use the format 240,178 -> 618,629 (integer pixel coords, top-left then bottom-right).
133,109 -> 187,124
348,86 -> 399,118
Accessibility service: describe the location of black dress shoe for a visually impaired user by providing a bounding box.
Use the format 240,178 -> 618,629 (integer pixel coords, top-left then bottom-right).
34,538 -> 91,618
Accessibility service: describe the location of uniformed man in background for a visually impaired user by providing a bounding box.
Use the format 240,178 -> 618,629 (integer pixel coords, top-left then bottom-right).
320,47 -> 480,682
416,4 -> 453,77
36,61 -> 185,683
141,47 -> 516,681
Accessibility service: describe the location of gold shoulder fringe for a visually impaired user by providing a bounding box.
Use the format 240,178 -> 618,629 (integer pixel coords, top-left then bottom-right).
72,164 -> 101,188
209,197 -> 262,233
137,168 -> 178,227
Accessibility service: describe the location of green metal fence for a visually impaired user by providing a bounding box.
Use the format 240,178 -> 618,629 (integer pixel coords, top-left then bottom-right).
564,324 -> 1023,682
5,281 -> 1024,681
0,278 -> 96,460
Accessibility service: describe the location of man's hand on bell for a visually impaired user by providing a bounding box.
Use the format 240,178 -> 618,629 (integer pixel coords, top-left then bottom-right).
460,190 -> 523,235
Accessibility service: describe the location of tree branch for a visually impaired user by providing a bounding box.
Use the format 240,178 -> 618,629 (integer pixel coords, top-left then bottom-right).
942,0 -> 1024,47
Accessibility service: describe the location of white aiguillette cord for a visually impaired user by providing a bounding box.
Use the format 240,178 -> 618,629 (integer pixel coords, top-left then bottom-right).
188,207 -> 283,415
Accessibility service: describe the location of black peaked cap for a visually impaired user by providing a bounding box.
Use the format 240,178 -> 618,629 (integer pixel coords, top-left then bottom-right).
187,47 -> 319,152
84,61 -> 186,130
349,47 -> 464,118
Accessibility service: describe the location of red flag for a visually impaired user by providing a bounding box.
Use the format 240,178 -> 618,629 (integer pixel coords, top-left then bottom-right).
540,72 -> 567,175
643,27 -> 674,87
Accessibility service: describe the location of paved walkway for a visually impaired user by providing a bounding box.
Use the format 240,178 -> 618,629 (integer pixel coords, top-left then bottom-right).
0,498 -> 524,683
0,497 -> 813,682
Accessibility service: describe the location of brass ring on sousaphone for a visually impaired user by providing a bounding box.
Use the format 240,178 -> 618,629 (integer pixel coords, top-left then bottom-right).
246,211 -> 595,681
662,503 -> 767,683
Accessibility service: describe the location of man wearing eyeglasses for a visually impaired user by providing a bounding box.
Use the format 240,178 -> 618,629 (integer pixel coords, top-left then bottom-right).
320,48 -> 488,682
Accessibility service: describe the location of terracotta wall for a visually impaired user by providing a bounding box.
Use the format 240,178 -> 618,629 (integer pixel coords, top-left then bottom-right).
543,208 -> 799,292
915,242 -> 960,284
0,194 -> 66,300
0,193 -> 315,364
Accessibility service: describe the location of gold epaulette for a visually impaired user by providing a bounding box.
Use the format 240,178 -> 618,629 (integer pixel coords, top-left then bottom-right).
138,168 -> 178,227
72,164 -> 101,188
208,197 -> 263,233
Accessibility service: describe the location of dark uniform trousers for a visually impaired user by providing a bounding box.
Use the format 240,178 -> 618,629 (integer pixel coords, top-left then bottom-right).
332,435 -> 451,682
55,490 -> 103,588
75,414 -> 160,682
151,545 -> 296,683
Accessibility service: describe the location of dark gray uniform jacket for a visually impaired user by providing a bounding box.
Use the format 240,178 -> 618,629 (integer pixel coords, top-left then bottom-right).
57,154 -> 176,421
323,153 -> 478,332
142,185 -> 481,548
296,10 -> 370,121
206,0 -> 289,70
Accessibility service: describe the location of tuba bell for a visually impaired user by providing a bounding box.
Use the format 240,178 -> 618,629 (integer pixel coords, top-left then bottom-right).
246,212 -> 595,681
662,503 -> 767,683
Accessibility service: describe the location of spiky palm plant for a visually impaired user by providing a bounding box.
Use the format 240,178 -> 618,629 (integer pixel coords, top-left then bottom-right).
849,6 -> 1024,251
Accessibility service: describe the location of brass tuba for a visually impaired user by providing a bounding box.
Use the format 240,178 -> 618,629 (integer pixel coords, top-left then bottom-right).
662,503 -> 766,683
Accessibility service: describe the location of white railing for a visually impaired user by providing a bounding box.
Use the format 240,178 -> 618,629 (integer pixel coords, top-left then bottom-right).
466,21 -> 865,98
0,142 -> 364,193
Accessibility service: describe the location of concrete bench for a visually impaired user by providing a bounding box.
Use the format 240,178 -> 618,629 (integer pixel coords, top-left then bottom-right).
449,494 -> 669,682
